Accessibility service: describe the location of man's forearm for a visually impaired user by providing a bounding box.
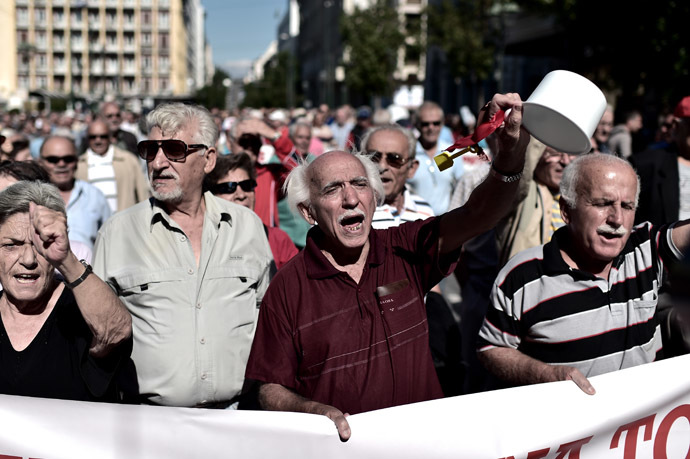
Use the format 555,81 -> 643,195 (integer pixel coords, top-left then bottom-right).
478,347 -> 595,394
258,383 -> 352,441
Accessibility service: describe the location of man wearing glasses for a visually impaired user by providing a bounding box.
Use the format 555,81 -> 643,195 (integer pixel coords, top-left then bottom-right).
92,103 -> 272,409
407,101 -> 464,216
39,135 -> 111,250
75,118 -> 149,213
361,124 -> 431,229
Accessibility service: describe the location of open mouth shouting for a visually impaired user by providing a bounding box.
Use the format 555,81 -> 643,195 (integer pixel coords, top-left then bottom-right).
339,210 -> 366,233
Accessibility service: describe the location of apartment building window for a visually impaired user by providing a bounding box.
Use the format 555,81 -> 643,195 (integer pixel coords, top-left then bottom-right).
36,54 -> 47,70
124,33 -> 135,49
124,12 -> 134,27
36,31 -> 47,49
106,12 -> 117,26
89,12 -> 99,27
142,10 -> 152,26
53,9 -> 65,26
35,8 -> 47,26
142,32 -> 152,46
142,54 -> 152,70
16,7 -> 29,26
159,33 -> 169,50
71,9 -> 83,25
106,32 -> 117,47
143,78 -> 151,92
159,78 -> 169,91
158,55 -> 169,71
18,76 -> 30,89
17,30 -> 29,45
158,11 -> 169,28
37,76 -> 47,89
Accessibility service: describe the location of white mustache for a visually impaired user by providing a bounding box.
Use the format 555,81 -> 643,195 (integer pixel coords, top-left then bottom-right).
338,209 -> 366,224
597,224 -> 628,236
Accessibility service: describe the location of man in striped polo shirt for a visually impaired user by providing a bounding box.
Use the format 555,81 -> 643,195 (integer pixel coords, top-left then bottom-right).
478,153 -> 690,395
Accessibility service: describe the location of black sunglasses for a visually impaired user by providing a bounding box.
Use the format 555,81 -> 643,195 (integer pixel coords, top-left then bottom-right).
137,139 -> 208,162
0,135 -> 6,145
367,150 -> 410,169
42,155 -> 78,164
88,134 -> 110,140
420,121 -> 442,128
209,179 -> 257,195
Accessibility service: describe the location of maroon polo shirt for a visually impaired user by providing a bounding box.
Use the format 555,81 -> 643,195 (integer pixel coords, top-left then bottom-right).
245,216 -> 459,415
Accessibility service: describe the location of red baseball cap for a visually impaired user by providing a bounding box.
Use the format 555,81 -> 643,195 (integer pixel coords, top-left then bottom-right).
674,96 -> 690,118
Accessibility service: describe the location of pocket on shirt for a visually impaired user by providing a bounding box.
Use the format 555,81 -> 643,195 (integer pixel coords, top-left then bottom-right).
114,269 -> 186,295
376,279 -> 426,338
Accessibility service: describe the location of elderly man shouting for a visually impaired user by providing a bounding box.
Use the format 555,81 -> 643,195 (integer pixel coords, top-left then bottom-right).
478,153 -> 690,395
93,103 -> 272,408
245,93 -> 530,441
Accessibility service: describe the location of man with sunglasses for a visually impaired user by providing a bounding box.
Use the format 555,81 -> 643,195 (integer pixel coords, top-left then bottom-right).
92,102 -> 272,409
205,153 -> 298,274
39,136 -> 111,250
408,101 -> 464,216
362,124 -> 430,229
75,119 -> 149,213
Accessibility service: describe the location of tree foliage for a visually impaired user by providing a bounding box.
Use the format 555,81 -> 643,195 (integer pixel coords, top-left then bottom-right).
242,51 -> 300,108
340,0 -> 406,101
518,0 -> 690,106
425,0 -> 497,82
194,68 -> 230,110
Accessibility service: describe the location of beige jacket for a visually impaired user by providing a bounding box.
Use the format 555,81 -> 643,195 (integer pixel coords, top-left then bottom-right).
76,146 -> 150,212
494,138 -> 556,267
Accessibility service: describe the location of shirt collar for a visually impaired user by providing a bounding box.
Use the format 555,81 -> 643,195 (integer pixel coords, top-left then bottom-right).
148,191 -> 232,232
304,224 -> 386,279
544,226 -> 628,278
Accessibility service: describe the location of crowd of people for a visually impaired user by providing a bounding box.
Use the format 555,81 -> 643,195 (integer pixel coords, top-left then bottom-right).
0,91 -> 688,442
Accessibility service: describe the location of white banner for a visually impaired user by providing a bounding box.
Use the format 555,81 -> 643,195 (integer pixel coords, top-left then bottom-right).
0,354 -> 689,459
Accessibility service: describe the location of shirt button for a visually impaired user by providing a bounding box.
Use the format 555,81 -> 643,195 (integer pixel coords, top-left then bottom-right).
200,337 -> 206,344
196,302 -> 201,309
188,268 -> 194,275
201,373 -> 207,380
180,236 -> 187,242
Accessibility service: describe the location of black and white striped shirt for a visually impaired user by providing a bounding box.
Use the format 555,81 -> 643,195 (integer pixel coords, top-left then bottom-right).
478,222 -> 681,377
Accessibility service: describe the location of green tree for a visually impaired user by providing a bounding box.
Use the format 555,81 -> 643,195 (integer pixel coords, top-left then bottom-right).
194,68 -> 230,110
425,0 -> 497,83
340,0 -> 406,104
517,0 -> 690,106
242,51 -> 300,108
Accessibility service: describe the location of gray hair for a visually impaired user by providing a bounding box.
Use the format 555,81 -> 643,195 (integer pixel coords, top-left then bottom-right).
360,124 -> 417,161
560,154 -> 640,209
284,152 -> 385,221
145,103 -> 218,148
289,121 -> 312,140
0,181 -> 65,226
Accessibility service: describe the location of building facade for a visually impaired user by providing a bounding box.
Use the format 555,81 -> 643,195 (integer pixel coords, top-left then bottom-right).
4,0 -> 207,110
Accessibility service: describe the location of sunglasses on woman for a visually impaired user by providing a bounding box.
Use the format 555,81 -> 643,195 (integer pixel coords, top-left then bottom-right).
209,179 -> 257,195
137,139 -> 208,162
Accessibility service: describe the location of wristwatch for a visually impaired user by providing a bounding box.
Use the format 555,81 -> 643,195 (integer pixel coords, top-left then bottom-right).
64,259 -> 93,289
490,163 -> 523,183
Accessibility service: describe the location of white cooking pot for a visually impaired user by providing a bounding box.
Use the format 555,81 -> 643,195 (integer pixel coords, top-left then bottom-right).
523,70 -> 607,154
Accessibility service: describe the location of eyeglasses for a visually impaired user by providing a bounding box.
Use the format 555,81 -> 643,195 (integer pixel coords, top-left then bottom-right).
367,150 -> 410,169
88,134 -> 110,140
420,121 -> 442,128
137,139 -> 209,162
42,155 -> 78,165
209,179 -> 257,195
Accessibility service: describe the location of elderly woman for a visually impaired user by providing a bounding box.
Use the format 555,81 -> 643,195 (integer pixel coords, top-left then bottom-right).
0,181 -> 132,401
